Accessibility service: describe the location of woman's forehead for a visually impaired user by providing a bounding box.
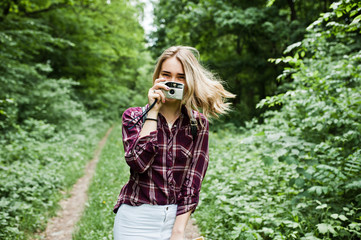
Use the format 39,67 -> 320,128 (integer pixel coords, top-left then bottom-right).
161,57 -> 184,74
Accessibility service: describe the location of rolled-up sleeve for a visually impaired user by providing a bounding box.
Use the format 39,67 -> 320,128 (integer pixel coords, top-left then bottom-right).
177,117 -> 209,216
122,108 -> 158,173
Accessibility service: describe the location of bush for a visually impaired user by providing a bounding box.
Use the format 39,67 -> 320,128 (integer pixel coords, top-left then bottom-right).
0,117 -> 109,239
195,1 -> 361,239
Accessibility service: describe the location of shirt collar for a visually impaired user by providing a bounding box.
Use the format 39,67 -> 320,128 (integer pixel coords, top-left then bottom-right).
144,104 -> 191,129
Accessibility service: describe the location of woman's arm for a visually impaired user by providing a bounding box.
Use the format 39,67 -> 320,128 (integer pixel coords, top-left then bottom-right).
139,108 -> 159,138
122,78 -> 168,173
170,210 -> 192,240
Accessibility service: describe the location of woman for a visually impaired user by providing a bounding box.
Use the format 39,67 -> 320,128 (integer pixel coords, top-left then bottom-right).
113,46 -> 234,240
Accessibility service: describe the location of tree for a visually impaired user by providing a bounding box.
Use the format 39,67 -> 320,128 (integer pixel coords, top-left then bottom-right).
150,0 -> 336,124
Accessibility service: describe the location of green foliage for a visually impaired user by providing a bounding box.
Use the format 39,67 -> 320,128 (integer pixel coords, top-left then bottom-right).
0,117 -> 109,239
195,1 -> 361,239
42,0 -> 151,118
1,0 -> 360,239
151,0 -> 334,124
0,15 -> 75,131
195,130 -> 301,239
0,0 -> 150,238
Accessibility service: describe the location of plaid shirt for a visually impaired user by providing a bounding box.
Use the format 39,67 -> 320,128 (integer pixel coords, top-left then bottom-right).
113,106 -> 209,216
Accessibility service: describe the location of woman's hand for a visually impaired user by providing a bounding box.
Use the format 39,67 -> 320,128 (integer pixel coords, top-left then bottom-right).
148,78 -> 169,113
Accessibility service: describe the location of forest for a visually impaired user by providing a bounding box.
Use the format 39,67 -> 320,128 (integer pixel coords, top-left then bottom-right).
0,0 -> 360,239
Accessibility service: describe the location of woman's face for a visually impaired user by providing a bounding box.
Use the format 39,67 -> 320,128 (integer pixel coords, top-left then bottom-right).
159,56 -> 186,88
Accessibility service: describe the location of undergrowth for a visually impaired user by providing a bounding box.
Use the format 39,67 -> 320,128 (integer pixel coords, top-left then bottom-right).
0,118 -> 109,239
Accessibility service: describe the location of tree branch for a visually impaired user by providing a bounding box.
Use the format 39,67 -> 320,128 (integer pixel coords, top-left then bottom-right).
24,3 -> 69,16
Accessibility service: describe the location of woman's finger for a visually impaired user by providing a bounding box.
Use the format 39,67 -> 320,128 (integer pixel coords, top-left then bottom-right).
154,78 -> 167,84
149,89 -> 159,101
153,82 -> 169,91
152,89 -> 166,103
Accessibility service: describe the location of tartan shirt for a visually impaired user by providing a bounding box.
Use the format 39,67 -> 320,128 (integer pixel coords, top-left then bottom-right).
113,105 -> 209,216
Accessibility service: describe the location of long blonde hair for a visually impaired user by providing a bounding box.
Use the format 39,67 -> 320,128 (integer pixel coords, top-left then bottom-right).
153,46 -> 235,119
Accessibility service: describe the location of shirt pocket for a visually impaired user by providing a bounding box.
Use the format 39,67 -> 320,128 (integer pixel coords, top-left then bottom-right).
179,145 -> 193,160
173,145 -> 193,189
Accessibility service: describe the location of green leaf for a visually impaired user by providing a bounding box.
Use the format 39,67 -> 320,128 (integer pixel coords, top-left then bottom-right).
339,215 -> 348,221
317,223 -> 335,234
350,15 -> 361,25
317,223 -> 329,234
262,155 -> 274,166
266,0 -> 276,7
316,204 -> 328,210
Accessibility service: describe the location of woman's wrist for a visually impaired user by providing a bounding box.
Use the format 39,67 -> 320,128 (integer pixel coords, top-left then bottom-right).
147,109 -> 159,119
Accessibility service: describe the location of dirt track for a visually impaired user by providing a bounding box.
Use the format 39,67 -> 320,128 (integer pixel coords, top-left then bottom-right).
43,127 -> 113,240
42,126 -> 201,240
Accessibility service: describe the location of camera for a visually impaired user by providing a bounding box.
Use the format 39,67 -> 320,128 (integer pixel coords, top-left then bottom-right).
162,82 -> 184,100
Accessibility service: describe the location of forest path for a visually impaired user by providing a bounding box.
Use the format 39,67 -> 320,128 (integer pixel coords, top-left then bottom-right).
185,218 -> 202,240
43,126 -> 114,240
41,125 -> 201,240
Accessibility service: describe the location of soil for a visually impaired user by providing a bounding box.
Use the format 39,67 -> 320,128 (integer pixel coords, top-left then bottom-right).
185,217 -> 203,240
40,126 -> 202,240
41,127 -> 113,240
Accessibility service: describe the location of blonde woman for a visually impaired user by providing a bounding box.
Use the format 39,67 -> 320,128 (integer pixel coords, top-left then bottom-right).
113,46 -> 234,240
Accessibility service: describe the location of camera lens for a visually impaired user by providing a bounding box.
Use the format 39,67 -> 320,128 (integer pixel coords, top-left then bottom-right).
169,89 -> 175,95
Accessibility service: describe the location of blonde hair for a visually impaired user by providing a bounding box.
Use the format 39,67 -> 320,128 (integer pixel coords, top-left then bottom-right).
153,46 -> 235,119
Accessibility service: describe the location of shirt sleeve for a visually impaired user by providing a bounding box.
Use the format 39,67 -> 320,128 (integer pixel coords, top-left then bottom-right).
122,108 -> 158,173
176,116 -> 209,216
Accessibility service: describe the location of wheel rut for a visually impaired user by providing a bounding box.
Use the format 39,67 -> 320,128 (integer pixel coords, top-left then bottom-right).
39,125 -> 202,239
42,126 -> 113,240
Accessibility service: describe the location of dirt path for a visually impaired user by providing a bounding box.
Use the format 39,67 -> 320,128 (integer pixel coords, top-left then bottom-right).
41,125 -> 202,240
185,218 -> 202,240
42,126 -> 113,240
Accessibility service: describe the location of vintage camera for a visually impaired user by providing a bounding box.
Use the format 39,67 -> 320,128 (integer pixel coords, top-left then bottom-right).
162,82 -> 184,100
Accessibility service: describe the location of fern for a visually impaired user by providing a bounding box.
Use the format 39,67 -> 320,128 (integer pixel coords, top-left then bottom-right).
343,149 -> 361,178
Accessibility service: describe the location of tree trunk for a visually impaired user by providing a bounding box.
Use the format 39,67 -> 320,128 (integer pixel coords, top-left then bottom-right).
324,0 -> 328,12
287,0 -> 297,21
236,34 -> 243,55
1,2 -> 11,20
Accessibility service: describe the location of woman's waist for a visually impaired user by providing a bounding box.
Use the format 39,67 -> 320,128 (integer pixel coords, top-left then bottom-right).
121,179 -> 179,203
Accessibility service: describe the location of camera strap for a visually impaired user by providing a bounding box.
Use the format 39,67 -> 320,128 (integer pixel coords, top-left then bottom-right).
126,100 -> 157,130
140,106 -> 198,140
190,111 -> 198,140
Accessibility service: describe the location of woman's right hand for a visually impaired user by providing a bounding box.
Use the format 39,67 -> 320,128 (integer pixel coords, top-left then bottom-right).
148,78 -> 169,113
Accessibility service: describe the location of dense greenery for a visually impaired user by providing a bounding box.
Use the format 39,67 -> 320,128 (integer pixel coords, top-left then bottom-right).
0,0 -> 149,239
151,0 -> 337,123
1,0 -> 360,239
194,1 -> 361,239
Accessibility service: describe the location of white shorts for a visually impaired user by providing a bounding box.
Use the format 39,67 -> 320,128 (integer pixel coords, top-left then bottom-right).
113,204 -> 177,240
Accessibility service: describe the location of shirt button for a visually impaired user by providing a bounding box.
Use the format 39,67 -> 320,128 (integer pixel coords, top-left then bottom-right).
166,207 -> 169,210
